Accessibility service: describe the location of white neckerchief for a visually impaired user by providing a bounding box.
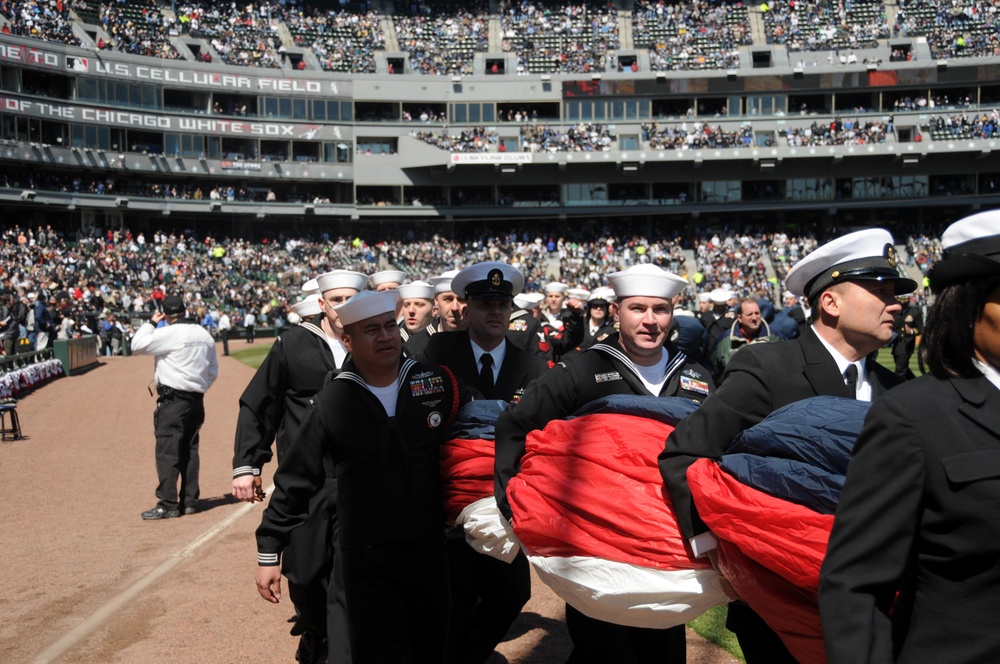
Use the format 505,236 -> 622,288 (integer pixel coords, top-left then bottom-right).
973,358 -> 1000,392
815,329 -> 872,401
368,379 -> 400,417
634,347 -> 670,395
470,338 -> 507,384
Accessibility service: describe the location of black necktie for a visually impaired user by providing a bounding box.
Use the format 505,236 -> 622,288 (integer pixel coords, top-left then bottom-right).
844,364 -> 859,389
479,353 -> 495,396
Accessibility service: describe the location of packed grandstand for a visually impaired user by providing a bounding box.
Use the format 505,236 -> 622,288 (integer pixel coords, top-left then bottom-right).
0,0 -> 997,242
0,221 -> 940,355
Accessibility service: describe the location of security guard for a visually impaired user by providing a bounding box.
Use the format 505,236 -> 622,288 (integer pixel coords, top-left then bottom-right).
131,295 -> 218,520
496,264 -> 714,664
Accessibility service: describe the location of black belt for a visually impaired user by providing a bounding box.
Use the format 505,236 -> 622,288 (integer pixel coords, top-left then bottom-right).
156,385 -> 204,401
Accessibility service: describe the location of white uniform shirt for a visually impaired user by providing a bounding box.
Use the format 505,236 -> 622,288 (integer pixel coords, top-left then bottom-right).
131,320 -> 219,393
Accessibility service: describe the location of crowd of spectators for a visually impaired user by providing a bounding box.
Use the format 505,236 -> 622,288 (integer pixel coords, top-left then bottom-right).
692,232 -> 774,299
403,107 -> 447,122
633,0 -> 750,71
96,0 -> 180,59
521,122 -> 616,152
11,0 -> 1000,75
501,0 -> 619,74
176,0 -> 282,68
769,231 -> 819,284
0,168 -> 335,204
285,2 -> 384,73
926,109 -> 1000,140
643,121 -> 755,149
1,0 -> 80,45
905,232 -> 942,275
0,222 -> 696,343
412,127 -> 498,152
782,117 -> 890,146
896,0 -> 1000,60
762,0 -> 890,52
394,0 -> 488,76
0,217 -> 947,363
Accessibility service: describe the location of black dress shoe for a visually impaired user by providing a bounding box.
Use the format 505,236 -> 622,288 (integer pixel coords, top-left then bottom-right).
142,506 -> 181,520
294,629 -> 327,664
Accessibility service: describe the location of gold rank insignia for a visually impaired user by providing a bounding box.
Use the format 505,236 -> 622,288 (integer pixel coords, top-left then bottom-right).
884,243 -> 898,268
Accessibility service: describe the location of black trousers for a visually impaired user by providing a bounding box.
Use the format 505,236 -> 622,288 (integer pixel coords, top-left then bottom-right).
725,601 -> 798,664
564,604 -> 686,664
341,533 -> 450,664
153,394 -> 204,510
288,540 -> 353,664
446,539 -> 530,664
219,329 -> 229,356
284,477 -> 353,663
245,325 -> 255,343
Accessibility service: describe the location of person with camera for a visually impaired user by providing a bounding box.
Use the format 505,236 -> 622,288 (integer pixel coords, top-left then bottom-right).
131,295 -> 218,521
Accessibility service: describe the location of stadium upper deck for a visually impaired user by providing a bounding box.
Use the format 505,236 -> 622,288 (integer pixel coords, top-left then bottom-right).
1,0 -> 1000,234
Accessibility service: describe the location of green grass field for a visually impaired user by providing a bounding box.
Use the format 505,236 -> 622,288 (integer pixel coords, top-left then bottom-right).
876,345 -> 923,377
690,605 -> 745,661
230,344 -> 270,370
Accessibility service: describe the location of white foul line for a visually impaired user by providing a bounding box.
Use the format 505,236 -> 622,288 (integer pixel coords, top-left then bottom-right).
31,485 -> 276,664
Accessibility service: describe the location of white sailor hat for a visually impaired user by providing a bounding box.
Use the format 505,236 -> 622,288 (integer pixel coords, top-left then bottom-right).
930,210 -> 1000,291
334,290 -> 399,327
785,229 -> 916,299
428,269 -> 461,295
397,281 -> 435,301
697,292 -> 712,303
451,262 -> 524,301
544,281 -> 568,294
782,290 -> 797,300
302,277 -> 319,293
368,269 -> 406,290
709,287 -> 731,304
606,264 -> 689,299
588,287 -> 615,306
566,287 -> 591,301
292,295 -> 322,318
316,269 -> 368,294
513,292 -> 538,310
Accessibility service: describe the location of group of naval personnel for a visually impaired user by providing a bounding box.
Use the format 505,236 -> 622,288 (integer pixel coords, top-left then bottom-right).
227,219 -> 999,664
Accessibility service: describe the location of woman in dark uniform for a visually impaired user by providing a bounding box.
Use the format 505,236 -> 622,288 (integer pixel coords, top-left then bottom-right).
820,210 -> 1000,663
